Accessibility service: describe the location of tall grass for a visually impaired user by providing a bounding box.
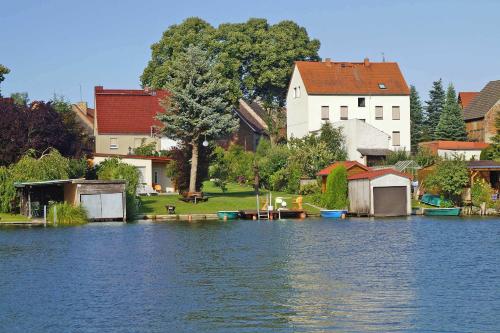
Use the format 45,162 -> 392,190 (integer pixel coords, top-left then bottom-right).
47,202 -> 88,225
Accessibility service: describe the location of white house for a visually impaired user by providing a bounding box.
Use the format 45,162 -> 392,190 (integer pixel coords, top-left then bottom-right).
286,58 -> 411,163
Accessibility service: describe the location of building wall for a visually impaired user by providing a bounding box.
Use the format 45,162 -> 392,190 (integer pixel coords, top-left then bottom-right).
465,119 -> 485,142
437,149 -> 482,160
286,66 -> 309,139
369,174 -> 411,215
95,134 -> 160,155
465,102 -> 499,143
348,179 -> 370,213
93,156 -> 153,186
332,120 -> 390,163
152,163 -> 175,192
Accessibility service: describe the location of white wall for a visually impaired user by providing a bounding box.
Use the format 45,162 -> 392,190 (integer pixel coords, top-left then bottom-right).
286,66 -> 309,139
370,174 -> 411,215
437,149 -> 482,160
93,156 -> 153,187
160,137 -> 178,151
332,119 -> 390,163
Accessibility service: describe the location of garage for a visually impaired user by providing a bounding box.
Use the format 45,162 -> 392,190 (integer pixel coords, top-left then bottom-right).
348,169 -> 412,217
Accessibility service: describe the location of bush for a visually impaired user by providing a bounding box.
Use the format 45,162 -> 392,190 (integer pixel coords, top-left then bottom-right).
322,165 -> 348,209
299,182 -> 321,195
47,202 -> 88,225
386,149 -> 411,165
425,158 -> 468,205
414,147 -> 438,168
471,179 -> 493,208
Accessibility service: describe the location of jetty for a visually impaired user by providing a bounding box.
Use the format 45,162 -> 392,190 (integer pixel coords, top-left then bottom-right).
239,209 -> 306,220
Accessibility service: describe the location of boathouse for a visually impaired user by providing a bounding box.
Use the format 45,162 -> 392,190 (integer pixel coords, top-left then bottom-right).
348,169 -> 412,217
317,161 -> 370,193
15,179 -> 127,221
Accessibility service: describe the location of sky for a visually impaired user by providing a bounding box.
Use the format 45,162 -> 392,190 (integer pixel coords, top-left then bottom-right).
1,0 -> 499,107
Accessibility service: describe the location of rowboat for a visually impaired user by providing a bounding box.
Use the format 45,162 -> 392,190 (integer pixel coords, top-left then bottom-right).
217,211 -> 239,220
320,210 -> 347,218
423,208 -> 461,216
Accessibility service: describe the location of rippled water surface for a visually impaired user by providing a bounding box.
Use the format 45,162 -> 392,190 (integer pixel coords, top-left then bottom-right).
1,217 -> 499,332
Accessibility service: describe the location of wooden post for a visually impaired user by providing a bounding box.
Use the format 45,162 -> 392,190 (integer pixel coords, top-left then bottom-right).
53,205 -> 57,226
28,189 -> 32,218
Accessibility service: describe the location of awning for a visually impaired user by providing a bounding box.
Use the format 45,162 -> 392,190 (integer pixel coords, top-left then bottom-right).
357,148 -> 393,156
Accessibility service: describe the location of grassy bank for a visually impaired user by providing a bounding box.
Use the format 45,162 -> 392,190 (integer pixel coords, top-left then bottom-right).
139,181 -> 321,215
0,213 -> 30,222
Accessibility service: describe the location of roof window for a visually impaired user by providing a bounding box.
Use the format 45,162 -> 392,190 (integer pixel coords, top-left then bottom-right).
378,83 -> 387,89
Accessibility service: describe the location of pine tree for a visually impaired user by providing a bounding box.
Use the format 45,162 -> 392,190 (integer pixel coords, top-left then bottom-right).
425,79 -> 446,139
158,45 -> 239,192
410,85 -> 424,151
435,83 -> 467,141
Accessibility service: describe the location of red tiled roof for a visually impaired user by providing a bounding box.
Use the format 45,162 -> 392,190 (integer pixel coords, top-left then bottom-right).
419,140 -> 489,152
348,169 -> 412,181
93,153 -> 171,163
95,86 -> 169,135
458,92 -> 479,109
295,60 -> 410,95
317,161 -> 370,176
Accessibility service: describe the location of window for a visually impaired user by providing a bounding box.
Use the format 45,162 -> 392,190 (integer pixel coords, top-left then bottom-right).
378,83 -> 387,89
375,106 -> 383,120
359,119 -> 366,122
110,138 -> 118,149
293,87 -> 297,98
358,97 -> 365,107
392,131 -> 400,146
392,106 -> 400,120
340,106 -> 348,120
296,86 -> 301,98
321,106 -> 329,120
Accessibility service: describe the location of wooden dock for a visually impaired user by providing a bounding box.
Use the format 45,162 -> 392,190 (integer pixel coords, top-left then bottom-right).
239,209 -> 306,220
0,219 -> 46,227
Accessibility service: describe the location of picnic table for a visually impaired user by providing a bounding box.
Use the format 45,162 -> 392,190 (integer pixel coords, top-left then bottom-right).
179,192 -> 209,203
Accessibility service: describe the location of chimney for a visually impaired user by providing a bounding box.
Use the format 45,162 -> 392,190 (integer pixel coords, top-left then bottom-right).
324,58 -> 332,66
364,58 -> 370,67
77,101 -> 88,115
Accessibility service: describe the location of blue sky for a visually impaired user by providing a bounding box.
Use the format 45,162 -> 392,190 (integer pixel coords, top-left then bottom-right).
1,0 -> 499,106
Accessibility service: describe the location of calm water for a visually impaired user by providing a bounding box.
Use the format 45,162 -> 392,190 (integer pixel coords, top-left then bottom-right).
1,217 -> 499,332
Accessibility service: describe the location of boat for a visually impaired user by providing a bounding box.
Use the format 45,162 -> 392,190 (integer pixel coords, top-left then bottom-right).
320,209 -> 347,218
217,211 -> 239,220
423,208 -> 461,216
420,194 -> 441,207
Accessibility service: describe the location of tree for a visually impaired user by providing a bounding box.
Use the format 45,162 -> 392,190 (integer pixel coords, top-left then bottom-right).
322,165 -> 348,209
481,109 -> 500,160
425,79 -> 446,140
425,158 -> 469,204
133,140 -> 158,156
208,146 -> 230,192
158,45 -> 239,192
410,85 -> 424,151
10,92 -> 29,106
435,84 -> 467,141
0,64 -> 9,96
318,122 -> 348,161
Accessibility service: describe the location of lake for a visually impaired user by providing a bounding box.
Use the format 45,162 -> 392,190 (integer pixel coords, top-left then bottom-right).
1,216 -> 499,332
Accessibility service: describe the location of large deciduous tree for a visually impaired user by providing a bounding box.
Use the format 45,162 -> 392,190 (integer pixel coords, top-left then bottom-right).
435,83 -> 467,141
425,79 -> 446,140
410,85 -> 424,151
158,45 -> 239,192
0,64 -> 9,97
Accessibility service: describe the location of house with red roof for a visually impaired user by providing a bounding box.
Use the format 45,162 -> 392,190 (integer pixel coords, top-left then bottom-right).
286,58 -> 411,162
458,92 -> 479,109
419,140 -> 489,160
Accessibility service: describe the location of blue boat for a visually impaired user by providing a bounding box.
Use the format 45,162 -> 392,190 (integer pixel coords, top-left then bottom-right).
320,210 -> 347,218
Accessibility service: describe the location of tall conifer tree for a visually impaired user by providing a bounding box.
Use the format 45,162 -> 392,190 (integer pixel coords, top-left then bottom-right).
425,79 -> 446,139
435,83 -> 467,141
410,85 -> 424,151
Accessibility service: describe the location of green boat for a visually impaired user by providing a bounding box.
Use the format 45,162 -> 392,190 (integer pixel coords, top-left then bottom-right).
217,211 -> 239,220
423,208 -> 461,216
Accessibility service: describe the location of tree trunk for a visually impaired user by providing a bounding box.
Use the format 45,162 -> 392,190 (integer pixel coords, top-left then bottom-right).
189,140 -> 199,192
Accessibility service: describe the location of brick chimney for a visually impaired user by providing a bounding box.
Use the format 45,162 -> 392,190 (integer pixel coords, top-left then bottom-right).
364,58 -> 370,67
324,58 -> 333,66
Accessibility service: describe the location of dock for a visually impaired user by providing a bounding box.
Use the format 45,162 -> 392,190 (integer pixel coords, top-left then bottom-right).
239,209 -> 307,220
0,219 -> 46,227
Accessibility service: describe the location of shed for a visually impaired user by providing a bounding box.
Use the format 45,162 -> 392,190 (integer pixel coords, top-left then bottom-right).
15,179 -> 127,221
348,169 -> 412,217
317,161 -> 370,193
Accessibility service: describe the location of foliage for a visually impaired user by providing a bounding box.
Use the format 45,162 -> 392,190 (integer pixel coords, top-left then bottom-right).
317,123 -> 348,160
425,158 -> 469,204
68,158 -> 88,179
97,158 -> 140,219
299,182 -> 321,195
471,178 -> 494,208
386,149 -> 411,165
158,45 -> 238,192
482,109 -> 500,160
133,140 -> 158,156
434,83 -> 467,141
414,146 -> 439,168
165,143 -> 211,192
224,144 -> 254,182
425,79 -> 446,140
10,92 -> 29,106
209,146 -> 230,192
47,202 -> 88,225
0,166 -> 15,212
410,85 -> 424,151
0,64 -> 9,96
255,139 -> 290,189
439,198 -> 454,208
269,162 -> 301,194
322,165 -> 348,209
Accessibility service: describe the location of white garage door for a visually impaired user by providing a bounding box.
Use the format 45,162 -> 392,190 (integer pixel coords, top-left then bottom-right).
81,193 -> 123,220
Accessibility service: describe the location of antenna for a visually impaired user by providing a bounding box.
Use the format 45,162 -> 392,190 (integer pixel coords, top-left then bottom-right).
381,52 -> 386,62
79,84 -> 83,101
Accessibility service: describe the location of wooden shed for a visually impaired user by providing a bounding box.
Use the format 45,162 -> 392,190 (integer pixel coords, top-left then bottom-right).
15,179 -> 127,221
317,161 -> 370,193
348,169 -> 412,217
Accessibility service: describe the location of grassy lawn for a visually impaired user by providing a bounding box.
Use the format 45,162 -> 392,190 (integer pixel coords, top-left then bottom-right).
0,213 -> 30,222
139,181 -> 321,215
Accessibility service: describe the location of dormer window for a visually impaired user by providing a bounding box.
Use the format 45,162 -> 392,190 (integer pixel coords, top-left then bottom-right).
378,83 -> 387,89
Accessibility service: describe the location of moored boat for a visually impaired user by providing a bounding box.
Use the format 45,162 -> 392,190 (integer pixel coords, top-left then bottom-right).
217,211 -> 239,220
320,210 -> 347,218
423,208 -> 461,216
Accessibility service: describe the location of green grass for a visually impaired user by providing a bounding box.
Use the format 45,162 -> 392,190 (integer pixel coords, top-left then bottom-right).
0,213 -> 30,222
139,181 -> 321,215
411,199 -> 435,208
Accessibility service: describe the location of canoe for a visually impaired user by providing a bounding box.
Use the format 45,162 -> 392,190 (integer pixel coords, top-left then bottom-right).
217,211 -> 239,220
320,210 -> 347,218
423,208 -> 461,216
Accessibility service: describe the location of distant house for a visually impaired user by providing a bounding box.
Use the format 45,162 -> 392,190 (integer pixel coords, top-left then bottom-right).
286,58 -> 411,155
458,92 -> 478,109
317,160 -> 370,192
71,101 -> 95,136
463,80 -> 500,142
419,140 -> 489,160
94,86 -> 175,155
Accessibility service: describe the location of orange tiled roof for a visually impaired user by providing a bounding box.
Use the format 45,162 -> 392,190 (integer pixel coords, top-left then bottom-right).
295,60 -> 410,95
348,168 -> 412,181
458,92 -> 479,109
317,161 -> 370,176
420,141 -> 489,152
